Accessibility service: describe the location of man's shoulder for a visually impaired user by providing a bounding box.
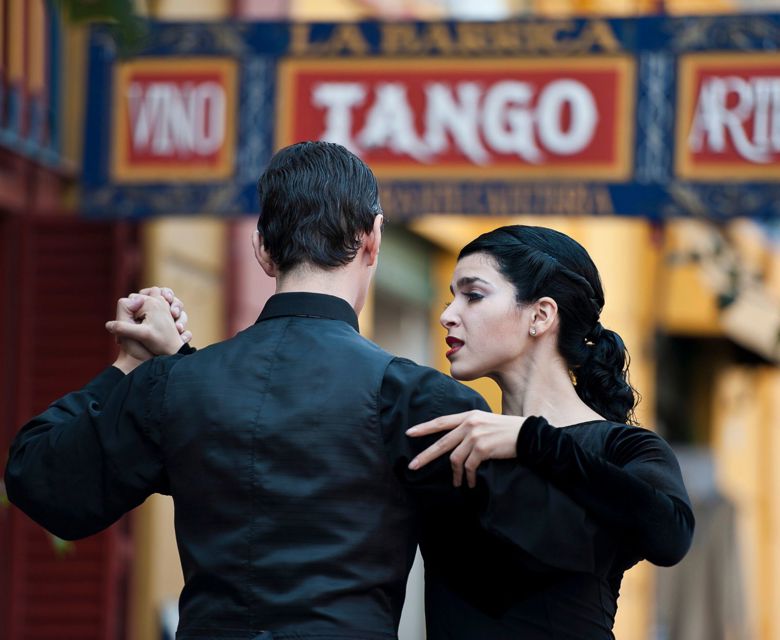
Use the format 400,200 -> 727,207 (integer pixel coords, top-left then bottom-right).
384,357 -> 487,404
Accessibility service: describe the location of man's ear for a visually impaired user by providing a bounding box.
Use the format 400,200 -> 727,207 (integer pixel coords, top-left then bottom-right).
363,215 -> 383,267
252,230 -> 278,278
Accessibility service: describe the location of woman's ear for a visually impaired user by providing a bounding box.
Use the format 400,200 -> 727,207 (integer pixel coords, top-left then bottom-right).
531,296 -> 559,336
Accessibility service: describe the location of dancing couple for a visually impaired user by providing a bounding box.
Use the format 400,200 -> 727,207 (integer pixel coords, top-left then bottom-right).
6,141 -> 693,639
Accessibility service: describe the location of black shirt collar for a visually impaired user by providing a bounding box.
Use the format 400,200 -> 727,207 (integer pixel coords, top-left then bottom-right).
256,292 -> 360,333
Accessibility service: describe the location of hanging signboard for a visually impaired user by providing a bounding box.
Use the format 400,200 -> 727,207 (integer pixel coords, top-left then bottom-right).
276,57 -> 635,180
81,15 -> 780,220
112,58 -> 237,182
676,53 -> 780,181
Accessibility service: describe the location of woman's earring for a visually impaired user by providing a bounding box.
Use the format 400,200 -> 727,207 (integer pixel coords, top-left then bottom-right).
529,327 -> 537,337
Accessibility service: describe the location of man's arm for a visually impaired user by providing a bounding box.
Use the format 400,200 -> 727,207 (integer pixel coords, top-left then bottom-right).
380,359 -> 597,573
4,289 -> 191,540
5,358 -> 181,539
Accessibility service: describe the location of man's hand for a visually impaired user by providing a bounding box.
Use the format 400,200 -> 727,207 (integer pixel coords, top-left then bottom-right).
110,296 -> 153,372
107,287 -> 192,374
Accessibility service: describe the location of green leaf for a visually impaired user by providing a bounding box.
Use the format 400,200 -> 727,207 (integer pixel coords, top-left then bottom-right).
52,0 -> 148,53
50,535 -> 76,557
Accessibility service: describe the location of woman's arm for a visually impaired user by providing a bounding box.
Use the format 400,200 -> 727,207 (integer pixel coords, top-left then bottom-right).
516,417 -> 693,566
408,412 -> 694,566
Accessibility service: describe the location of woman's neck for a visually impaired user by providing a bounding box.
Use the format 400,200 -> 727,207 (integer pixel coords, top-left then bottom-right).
496,348 -> 603,427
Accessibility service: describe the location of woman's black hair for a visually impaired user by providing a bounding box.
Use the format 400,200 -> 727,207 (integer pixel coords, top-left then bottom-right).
459,225 -> 638,425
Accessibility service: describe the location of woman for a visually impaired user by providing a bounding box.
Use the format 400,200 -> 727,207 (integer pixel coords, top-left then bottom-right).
407,225 -> 694,639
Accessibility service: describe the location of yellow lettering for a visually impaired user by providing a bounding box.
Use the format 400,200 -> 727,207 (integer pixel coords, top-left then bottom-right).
421,23 -> 455,55
464,186 -> 486,214
592,186 -> 615,215
455,23 -> 488,55
577,20 -> 620,53
381,24 -> 422,55
492,23 -> 525,54
325,24 -> 369,55
532,24 -> 563,54
446,185 -> 463,212
562,186 -> 582,214
289,23 -> 314,55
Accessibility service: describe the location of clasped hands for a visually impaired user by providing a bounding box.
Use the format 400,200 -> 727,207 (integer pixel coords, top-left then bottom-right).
107,286 -> 192,374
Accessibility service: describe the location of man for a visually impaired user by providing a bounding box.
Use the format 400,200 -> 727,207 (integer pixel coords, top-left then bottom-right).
6,142 -> 593,639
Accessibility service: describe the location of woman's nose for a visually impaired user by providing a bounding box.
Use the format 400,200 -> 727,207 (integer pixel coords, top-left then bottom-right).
440,304 -> 458,328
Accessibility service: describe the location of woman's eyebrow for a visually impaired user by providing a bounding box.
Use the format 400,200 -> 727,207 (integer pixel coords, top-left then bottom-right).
449,276 -> 491,294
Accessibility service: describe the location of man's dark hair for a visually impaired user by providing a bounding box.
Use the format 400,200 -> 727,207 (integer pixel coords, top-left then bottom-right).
256,141 -> 382,272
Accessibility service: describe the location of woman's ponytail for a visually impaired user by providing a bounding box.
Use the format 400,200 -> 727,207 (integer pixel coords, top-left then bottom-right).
575,325 -> 638,425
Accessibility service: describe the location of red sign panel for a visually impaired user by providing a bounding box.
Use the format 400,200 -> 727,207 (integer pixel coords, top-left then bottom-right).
112,58 -> 237,182
676,53 -> 780,181
276,57 -> 635,180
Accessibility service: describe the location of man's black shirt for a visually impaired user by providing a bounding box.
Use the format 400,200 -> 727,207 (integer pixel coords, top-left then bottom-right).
6,293 -> 597,639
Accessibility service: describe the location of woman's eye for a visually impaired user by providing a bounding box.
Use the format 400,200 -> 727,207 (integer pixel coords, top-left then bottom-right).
465,292 -> 483,302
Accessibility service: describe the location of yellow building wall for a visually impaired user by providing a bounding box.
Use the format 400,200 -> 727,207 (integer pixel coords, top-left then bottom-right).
712,367 -> 780,640
658,220 -> 723,337
59,23 -> 88,175
290,0 -> 446,20
766,372 -> 780,640
151,0 -> 230,19
529,0 -> 740,15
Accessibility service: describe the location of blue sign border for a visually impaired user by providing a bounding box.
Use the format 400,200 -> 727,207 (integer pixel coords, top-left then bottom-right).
82,15 -> 780,221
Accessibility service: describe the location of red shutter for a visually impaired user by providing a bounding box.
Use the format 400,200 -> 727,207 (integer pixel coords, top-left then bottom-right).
2,215 -> 135,640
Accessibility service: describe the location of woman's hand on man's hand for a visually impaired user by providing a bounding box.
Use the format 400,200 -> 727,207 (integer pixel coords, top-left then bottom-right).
107,286 -> 192,373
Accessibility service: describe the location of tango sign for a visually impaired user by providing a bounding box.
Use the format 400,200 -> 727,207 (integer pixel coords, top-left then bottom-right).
112,58 -> 237,182
276,58 -> 635,180
677,53 -> 780,181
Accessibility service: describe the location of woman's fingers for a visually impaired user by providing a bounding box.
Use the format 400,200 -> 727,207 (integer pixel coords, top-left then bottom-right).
408,425 -> 467,470
449,439 -> 472,487
448,437 -> 487,488
175,310 -> 188,333
139,287 -> 189,333
464,448 -> 486,489
406,411 -> 477,436
106,319 -> 152,342
139,286 -> 163,300
408,412 -> 524,487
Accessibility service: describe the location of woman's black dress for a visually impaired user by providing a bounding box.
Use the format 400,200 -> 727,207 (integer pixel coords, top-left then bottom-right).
421,417 -> 694,639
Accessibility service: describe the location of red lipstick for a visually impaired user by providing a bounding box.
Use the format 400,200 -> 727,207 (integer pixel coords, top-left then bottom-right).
445,336 -> 464,358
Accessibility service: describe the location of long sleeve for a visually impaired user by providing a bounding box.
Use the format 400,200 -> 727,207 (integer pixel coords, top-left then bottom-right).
380,359 -> 597,573
516,417 -> 694,566
4,355 -> 184,540
379,358 -> 491,488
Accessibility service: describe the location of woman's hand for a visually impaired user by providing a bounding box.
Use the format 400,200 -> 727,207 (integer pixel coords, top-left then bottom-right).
107,286 -> 192,373
141,286 -> 189,336
406,411 -> 526,488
